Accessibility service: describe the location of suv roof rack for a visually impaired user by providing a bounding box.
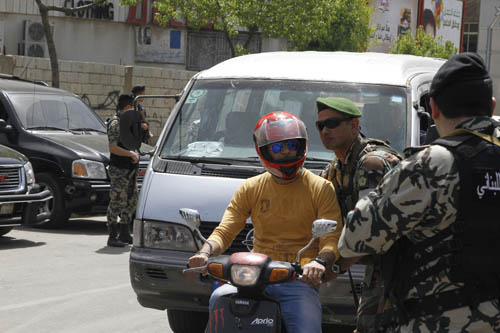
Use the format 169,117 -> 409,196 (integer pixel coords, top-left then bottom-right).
0,74 -> 49,87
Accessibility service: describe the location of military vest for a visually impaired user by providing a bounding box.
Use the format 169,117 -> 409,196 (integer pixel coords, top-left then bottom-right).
108,115 -> 137,170
379,131 -> 500,327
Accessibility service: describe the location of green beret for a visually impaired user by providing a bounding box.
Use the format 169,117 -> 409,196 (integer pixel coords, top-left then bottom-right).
316,97 -> 362,118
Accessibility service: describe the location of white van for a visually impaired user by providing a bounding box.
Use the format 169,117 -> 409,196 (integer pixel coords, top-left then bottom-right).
130,51 -> 445,331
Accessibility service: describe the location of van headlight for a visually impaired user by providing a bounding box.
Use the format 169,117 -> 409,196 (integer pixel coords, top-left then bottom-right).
72,159 -> 107,179
143,221 -> 197,251
24,161 -> 35,185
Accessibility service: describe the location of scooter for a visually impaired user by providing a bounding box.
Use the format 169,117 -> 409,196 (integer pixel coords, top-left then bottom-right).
180,208 -> 337,333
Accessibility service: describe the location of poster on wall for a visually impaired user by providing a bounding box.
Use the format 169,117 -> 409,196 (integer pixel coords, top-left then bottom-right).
368,0 -> 419,53
422,0 -> 463,49
135,26 -> 186,64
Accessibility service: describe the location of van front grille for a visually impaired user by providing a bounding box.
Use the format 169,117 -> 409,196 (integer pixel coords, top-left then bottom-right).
199,222 -> 253,254
145,267 -> 168,280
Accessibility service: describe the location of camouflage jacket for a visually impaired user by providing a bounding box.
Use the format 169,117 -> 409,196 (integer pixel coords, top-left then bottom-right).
107,115 -> 120,147
320,135 -> 401,219
339,117 -> 500,332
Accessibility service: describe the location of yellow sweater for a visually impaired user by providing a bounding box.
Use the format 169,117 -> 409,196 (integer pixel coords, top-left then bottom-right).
207,169 -> 343,266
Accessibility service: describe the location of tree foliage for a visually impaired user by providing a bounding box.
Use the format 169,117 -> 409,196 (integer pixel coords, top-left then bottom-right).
389,26 -> 457,59
296,0 -> 374,52
122,0 -> 372,56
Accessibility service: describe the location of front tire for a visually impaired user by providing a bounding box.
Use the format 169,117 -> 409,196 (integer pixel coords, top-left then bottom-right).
167,309 -> 208,333
35,173 -> 71,228
0,226 -> 14,236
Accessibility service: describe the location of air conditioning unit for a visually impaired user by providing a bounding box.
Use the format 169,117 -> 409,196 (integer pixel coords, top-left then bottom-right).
19,20 -> 55,58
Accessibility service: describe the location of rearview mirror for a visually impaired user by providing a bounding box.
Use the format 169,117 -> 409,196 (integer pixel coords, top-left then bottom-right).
312,219 -> 338,238
295,219 -> 338,264
179,208 -> 207,243
179,208 -> 201,231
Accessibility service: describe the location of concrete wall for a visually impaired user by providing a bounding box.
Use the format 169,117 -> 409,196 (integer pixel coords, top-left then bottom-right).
0,55 -> 197,142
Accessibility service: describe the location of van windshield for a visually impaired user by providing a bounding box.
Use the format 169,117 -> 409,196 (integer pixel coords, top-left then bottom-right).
161,79 -> 407,163
9,93 -> 106,132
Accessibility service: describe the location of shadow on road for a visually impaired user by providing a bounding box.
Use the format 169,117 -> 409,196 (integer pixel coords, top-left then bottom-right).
0,236 -> 46,250
96,245 -> 131,255
19,217 -> 108,236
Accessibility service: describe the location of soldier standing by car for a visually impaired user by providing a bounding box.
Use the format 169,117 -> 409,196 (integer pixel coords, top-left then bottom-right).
106,94 -> 139,247
316,97 -> 401,332
338,53 -> 500,331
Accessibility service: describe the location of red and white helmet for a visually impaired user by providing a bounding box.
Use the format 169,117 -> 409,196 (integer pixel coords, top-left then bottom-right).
253,112 -> 308,179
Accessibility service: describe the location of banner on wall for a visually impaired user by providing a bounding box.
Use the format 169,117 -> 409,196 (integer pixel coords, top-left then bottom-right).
135,26 -> 186,64
422,0 -> 463,50
368,0 -> 419,53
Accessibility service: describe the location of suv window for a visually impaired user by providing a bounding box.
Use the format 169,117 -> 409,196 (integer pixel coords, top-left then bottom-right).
161,79 -> 408,161
9,94 -> 106,132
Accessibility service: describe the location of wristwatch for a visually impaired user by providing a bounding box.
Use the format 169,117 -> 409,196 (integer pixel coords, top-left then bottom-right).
332,263 -> 346,274
312,257 -> 328,268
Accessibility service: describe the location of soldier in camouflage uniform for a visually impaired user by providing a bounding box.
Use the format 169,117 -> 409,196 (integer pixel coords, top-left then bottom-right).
316,97 -> 401,332
106,94 -> 139,247
339,53 -> 500,332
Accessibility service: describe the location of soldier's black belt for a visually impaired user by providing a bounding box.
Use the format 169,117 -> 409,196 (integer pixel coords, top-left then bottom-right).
377,287 -> 500,328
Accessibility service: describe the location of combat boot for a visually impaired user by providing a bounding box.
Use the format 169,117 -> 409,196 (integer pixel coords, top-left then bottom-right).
107,223 -> 126,247
118,223 -> 133,244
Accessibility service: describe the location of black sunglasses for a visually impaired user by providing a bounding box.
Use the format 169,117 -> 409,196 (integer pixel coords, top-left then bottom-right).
315,117 -> 352,131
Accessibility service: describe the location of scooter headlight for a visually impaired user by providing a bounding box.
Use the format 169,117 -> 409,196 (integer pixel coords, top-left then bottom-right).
230,265 -> 261,287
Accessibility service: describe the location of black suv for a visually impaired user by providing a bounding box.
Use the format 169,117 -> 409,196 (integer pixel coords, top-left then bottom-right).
0,142 -> 51,236
0,75 -> 151,228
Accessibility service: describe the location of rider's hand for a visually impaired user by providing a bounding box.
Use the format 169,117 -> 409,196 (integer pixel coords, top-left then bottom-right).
188,252 -> 209,274
301,260 -> 326,286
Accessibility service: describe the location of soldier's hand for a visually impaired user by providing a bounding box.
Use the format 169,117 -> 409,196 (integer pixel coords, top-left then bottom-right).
130,151 -> 139,164
188,253 -> 209,275
301,261 -> 325,286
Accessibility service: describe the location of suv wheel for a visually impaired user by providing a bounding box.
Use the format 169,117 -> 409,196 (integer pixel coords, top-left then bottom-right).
35,173 -> 71,228
167,309 -> 208,333
0,226 -> 14,236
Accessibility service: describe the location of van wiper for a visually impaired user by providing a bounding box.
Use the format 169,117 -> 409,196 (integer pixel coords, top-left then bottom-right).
70,128 -> 106,133
170,156 -> 261,165
27,126 -> 69,131
171,156 -> 232,165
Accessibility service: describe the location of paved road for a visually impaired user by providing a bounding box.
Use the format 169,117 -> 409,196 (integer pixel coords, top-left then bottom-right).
0,216 -> 172,333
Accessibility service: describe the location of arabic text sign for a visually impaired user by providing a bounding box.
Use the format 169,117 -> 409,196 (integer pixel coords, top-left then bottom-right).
368,0 -> 418,53
423,0 -> 463,49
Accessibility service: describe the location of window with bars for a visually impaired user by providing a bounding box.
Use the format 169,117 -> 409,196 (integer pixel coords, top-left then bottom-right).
463,22 -> 479,52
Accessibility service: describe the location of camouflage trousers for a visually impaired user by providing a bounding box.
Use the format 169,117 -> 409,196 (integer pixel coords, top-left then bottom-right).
356,264 -> 384,333
107,165 -> 138,226
356,284 -> 384,332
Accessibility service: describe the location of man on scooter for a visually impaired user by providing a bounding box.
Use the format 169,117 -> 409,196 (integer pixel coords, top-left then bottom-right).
189,111 -> 343,332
